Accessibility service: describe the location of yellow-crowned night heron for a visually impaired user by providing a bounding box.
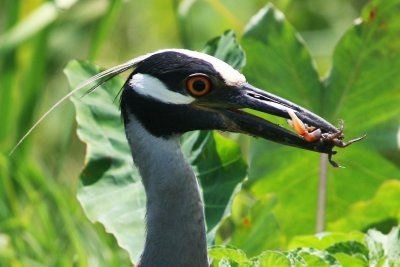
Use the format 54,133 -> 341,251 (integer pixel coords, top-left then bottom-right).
14,49 -> 350,267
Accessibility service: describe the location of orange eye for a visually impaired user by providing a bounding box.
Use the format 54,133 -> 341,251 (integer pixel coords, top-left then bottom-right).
186,75 -> 211,97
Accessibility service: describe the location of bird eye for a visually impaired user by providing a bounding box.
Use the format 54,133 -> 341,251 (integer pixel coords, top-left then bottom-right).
185,74 -> 211,97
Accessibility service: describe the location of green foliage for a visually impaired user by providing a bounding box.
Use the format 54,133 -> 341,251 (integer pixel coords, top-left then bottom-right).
202,30 -> 246,70
237,1 -> 400,254
209,227 -> 400,267
65,1 -> 400,266
329,180 -> 400,232
1,0 -> 399,266
0,1 -> 167,266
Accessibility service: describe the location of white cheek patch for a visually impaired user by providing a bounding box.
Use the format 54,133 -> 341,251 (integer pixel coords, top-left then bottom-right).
129,73 -> 195,105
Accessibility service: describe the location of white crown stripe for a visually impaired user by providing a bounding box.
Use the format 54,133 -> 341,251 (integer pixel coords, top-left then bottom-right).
153,49 -> 246,86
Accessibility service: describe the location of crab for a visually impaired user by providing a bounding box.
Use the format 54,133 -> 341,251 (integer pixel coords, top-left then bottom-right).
287,110 -> 366,167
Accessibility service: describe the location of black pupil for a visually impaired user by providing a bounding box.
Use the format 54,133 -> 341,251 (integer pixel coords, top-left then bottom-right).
192,79 -> 206,92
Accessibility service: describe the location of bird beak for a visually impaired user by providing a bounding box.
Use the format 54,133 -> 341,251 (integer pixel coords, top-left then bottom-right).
193,83 -> 339,154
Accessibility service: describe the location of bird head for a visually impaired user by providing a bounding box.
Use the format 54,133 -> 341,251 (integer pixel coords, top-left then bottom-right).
120,49 -> 339,155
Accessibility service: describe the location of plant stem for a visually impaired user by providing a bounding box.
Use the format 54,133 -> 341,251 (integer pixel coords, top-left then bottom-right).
316,153 -> 328,232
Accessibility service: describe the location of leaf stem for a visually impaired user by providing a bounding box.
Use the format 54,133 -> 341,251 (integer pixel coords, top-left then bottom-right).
316,153 -> 328,232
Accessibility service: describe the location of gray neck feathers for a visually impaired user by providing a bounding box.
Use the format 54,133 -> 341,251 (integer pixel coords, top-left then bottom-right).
124,114 -> 208,267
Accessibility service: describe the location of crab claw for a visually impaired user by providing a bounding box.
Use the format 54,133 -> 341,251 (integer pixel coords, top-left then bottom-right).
304,128 -> 322,142
288,110 -> 306,135
287,109 -> 321,142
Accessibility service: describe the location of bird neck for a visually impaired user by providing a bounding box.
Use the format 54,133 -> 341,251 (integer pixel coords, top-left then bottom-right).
124,114 -> 208,267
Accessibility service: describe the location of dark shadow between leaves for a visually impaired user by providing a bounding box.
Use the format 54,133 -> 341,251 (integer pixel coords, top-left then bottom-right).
362,218 -> 399,234
81,157 -> 112,186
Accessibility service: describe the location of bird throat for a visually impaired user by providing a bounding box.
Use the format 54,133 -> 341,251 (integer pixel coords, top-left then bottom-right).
124,113 -> 208,267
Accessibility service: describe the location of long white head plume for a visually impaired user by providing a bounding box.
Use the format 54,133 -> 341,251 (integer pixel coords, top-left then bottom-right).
9,53 -> 153,155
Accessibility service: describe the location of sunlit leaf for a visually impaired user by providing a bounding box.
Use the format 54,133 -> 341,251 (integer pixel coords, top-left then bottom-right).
326,241 -> 369,262
209,247 -> 251,266
329,180 -> 400,233
324,0 -> 400,128
211,227 -> 400,266
256,251 -> 291,267
240,4 -> 328,244
366,227 -> 400,267
289,232 -> 365,251
242,3 -> 322,112
65,61 -> 145,262
203,30 -> 245,70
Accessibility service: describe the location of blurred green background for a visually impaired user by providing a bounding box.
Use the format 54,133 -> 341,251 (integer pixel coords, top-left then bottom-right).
0,0 -> 380,266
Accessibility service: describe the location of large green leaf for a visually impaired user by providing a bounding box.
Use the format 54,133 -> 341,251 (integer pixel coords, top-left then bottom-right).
208,247 -> 253,266
66,32 -> 247,263
293,227 -> 400,267
181,130 -> 247,233
329,180 -> 400,232
202,30 -> 246,70
242,3 -> 323,113
324,0 -> 400,127
289,232 -> 365,251
366,227 -> 400,266
240,4 -> 328,244
237,2 -> 400,251
66,61 -> 146,262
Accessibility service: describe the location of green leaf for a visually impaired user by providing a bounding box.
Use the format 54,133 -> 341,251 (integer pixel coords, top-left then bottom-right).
210,228 -> 400,266
256,251 -> 291,267
366,227 -> 400,267
65,61 -> 146,262
286,248 -> 340,267
324,0 -> 400,128
202,30 -> 246,70
331,254 -> 367,267
324,0 -> 400,166
240,4 -> 327,244
329,180 -> 400,233
289,232 -> 365,251
209,247 -> 251,266
326,241 -> 369,262
182,131 -> 247,233
242,3 -> 323,112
